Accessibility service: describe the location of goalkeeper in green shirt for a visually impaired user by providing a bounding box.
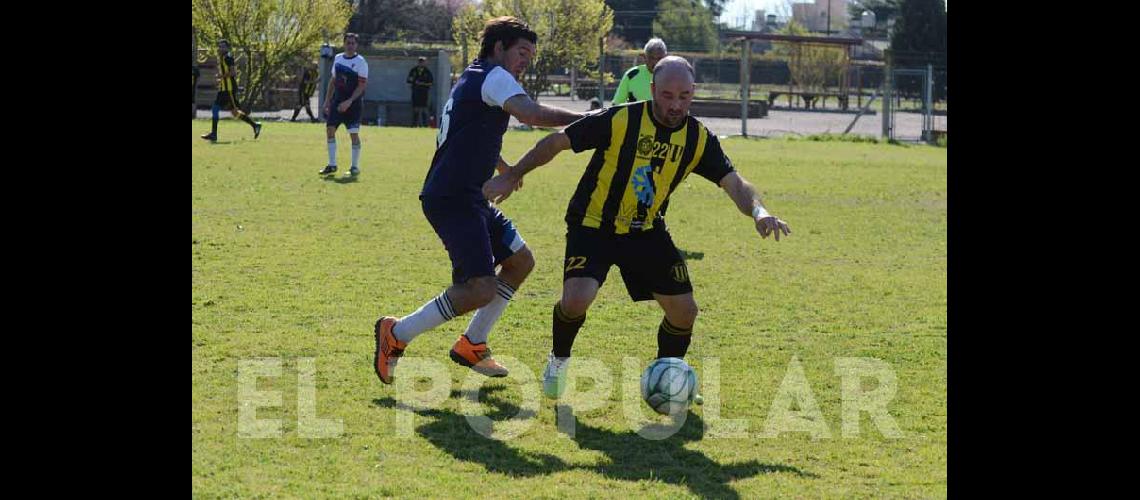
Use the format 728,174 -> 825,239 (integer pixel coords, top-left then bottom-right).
612,38 -> 667,105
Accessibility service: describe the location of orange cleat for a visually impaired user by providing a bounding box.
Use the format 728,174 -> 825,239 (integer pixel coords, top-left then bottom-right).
449,335 -> 509,377
373,317 -> 407,384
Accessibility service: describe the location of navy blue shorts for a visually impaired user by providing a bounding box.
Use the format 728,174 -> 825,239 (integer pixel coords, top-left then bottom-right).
422,197 -> 526,285
327,101 -> 362,132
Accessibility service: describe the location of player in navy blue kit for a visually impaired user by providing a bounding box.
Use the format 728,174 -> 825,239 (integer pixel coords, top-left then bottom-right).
372,17 -> 584,384
319,33 -> 369,178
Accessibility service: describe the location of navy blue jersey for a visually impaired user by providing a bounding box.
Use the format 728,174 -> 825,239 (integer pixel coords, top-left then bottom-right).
421,59 -> 527,200
332,53 -> 369,103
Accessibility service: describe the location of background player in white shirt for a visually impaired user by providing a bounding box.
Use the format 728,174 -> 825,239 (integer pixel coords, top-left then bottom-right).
319,33 -> 369,178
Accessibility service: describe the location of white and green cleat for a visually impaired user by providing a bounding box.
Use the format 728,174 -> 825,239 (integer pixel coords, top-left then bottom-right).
542,352 -> 570,399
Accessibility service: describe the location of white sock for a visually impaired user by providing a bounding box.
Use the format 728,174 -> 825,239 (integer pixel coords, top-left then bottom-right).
351,143 -> 361,168
393,291 -> 456,343
327,138 -> 337,166
463,279 -> 515,344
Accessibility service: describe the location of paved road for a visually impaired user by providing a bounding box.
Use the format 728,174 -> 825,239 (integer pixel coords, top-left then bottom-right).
198,95 -> 945,141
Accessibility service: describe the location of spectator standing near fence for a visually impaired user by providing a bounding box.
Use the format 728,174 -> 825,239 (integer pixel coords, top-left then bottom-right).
407,56 -> 434,127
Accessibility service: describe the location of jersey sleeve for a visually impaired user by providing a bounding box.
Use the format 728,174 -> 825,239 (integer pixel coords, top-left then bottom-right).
692,129 -> 736,185
481,66 -> 526,108
563,108 -> 614,153
356,58 -> 369,80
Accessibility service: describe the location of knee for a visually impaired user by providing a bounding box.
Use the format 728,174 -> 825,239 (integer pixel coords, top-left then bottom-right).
560,290 -> 595,318
503,247 -> 535,278
671,300 -> 699,329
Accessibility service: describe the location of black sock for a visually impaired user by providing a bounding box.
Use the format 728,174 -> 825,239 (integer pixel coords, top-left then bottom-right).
305,105 -> 315,120
241,114 -> 257,127
210,116 -> 218,135
552,302 -> 586,358
656,317 -> 692,359
290,108 -> 300,121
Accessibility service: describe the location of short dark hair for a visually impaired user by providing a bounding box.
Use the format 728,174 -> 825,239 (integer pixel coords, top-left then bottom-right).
478,16 -> 537,59
344,33 -> 359,43
217,39 -> 230,48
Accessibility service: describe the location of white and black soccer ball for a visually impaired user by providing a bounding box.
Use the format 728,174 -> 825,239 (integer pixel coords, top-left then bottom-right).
640,357 -> 698,415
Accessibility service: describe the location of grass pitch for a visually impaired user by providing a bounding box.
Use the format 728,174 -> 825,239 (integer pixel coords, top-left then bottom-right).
192,119 -> 946,498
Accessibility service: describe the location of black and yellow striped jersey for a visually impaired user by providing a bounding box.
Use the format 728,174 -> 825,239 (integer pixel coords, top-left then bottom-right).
217,55 -> 237,93
562,100 -> 735,234
301,67 -> 318,97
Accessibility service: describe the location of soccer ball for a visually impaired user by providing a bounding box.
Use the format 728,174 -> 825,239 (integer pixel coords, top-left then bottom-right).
640,357 -> 699,415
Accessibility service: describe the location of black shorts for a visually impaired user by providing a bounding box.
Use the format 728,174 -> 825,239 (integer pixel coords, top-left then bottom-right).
563,224 -> 692,301
213,90 -> 240,109
327,101 -> 362,132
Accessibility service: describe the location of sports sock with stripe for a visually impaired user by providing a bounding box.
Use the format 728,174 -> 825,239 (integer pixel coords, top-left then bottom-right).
393,291 -> 457,343
462,279 -> 515,345
656,317 -> 693,359
552,302 -> 586,358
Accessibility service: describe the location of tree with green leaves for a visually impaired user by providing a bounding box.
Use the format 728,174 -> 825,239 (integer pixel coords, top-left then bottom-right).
652,0 -> 719,52
605,0 -> 656,47
774,19 -> 846,94
452,0 -> 614,99
192,0 -> 352,111
349,0 -> 472,44
889,0 -> 946,99
890,0 -> 946,63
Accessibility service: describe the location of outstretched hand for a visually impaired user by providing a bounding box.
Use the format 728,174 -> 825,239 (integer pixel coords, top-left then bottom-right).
755,215 -> 791,241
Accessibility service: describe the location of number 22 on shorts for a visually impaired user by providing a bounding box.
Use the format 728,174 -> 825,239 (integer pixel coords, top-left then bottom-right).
565,256 -> 587,272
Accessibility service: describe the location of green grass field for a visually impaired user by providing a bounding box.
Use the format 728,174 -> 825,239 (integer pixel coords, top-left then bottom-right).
192,119 -> 946,498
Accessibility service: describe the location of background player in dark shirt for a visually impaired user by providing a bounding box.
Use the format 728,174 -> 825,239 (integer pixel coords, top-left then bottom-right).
407,56 -> 434,127
372,17 -> 584,386
483,56 -> 791,398
200,40 -> 262,142
291,63 -> 319,122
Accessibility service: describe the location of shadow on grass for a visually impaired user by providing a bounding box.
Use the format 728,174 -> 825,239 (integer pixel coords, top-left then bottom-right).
679,248 -> 705,261
373,388 -> 814,498
322,175 -> 359,184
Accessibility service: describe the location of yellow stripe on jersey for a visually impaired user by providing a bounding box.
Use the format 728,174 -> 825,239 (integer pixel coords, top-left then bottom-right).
582,106 -> 630,229
218,57 -> 234,92
642,121 -> 702,231
614,106 -> 659,234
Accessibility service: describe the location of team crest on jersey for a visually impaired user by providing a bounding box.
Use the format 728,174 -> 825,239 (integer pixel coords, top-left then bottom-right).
637,135 -> 655,157
636,135 -> 684,163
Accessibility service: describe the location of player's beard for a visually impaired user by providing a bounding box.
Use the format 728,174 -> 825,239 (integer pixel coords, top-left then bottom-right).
652,101 -> 685,128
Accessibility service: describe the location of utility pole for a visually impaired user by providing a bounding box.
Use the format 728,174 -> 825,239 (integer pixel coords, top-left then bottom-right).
827,0 -> 832,35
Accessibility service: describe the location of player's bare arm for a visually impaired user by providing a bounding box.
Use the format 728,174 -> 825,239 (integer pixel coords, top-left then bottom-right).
719,171 -> 792,241
501,95 -> 582,128
338,77 -> 367,113
323,78 -> 336,115
483,132 -> 571,203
